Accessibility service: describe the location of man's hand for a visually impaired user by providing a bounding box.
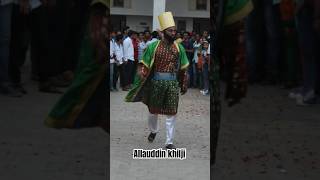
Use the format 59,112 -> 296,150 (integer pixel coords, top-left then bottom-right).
138,65 -> 148,79
181,87 -> 187,95
179,70 -> 188,95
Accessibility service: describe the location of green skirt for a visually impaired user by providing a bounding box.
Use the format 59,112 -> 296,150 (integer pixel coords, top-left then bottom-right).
44,66 -> 106,128
145,79 -> 180,115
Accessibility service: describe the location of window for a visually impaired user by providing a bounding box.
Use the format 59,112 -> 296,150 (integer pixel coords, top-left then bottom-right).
196,0 -> 207,10
113,0 -> 124,7
177,20 -> 186,32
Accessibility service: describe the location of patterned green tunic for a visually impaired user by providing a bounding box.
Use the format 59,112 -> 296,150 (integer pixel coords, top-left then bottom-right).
125,40 -> 189,115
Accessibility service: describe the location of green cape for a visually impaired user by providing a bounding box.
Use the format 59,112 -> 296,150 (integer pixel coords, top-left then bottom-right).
44,32 -> 106,128
225,0 -> 254,25
125,40 -> 189,103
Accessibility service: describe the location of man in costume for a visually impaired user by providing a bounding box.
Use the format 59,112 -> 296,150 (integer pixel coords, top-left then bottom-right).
44,0 -> 109,132
212,0 -> 253,165
222,0 -> 253,106
125,12 -> 189,149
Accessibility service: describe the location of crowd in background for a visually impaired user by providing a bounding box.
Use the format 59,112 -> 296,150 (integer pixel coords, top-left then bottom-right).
218,0 -> 320,106
109,28 -> 211,96
245,0 -> 320,106
5,0 -> 318,106
0,0 -> 92,97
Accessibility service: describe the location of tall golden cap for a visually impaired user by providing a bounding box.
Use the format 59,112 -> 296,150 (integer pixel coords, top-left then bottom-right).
158,12 -> 176,31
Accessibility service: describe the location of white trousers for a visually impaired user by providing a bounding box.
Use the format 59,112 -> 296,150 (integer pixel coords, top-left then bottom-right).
148,113 -> 176,145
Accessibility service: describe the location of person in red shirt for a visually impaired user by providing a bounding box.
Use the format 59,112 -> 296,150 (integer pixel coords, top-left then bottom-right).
132,31 -> 139,78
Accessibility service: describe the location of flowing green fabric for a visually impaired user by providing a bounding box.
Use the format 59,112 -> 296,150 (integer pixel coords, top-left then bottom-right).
224,0 -> 254,25
44,31 -> 106,128
125,40 -> 189,103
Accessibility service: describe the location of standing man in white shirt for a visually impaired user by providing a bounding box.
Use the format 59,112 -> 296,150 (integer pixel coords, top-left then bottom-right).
192,34 -> 202,89
138,32 -> 147,62
114,34 -> 125,91
122,30 -> 135,91
8,0 -> 61,95
110,34 -> 116,91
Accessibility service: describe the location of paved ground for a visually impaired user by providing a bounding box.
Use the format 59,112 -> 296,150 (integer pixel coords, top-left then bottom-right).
110,89 -> 210,180
213,84 -> 320,180
0,65 -> 108,180
1,60 -> 320,180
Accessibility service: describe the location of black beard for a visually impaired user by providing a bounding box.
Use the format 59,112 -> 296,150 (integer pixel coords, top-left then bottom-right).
164,32 -> 175,43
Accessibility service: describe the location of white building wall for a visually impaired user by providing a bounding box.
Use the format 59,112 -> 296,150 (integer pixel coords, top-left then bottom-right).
185,18 -> 194,32
174,17 -> 194,32
166,0 -> 210,18
110,0 -> 153,16
126,16 -> 153,32
152,0 -> 166,31
111,0 -> 210,18
111,0 -> 209,31
125,16 -> 194,32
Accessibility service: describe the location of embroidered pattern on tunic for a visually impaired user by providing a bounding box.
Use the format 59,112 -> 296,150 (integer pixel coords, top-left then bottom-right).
153,41 -> 179,73
143,41 -> 181,115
